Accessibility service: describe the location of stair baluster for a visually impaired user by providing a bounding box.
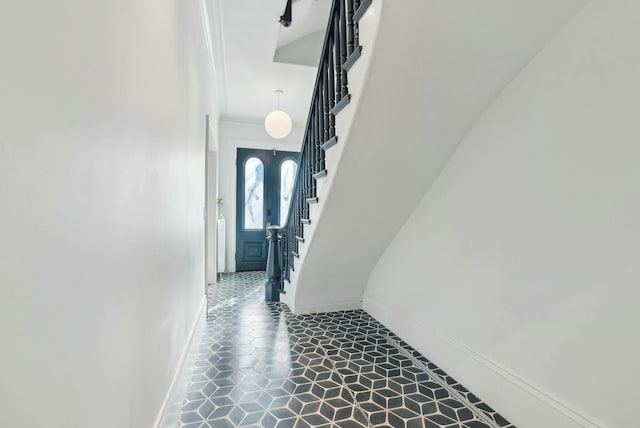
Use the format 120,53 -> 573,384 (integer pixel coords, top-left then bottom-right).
339,0 -> 349,100
315,95 -> 325,174
346,0 -> 355,57
267,0 -> 372,298
333,12 -> 341,107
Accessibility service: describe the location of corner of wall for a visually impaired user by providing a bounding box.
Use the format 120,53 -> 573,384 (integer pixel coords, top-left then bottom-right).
155,296 -> 207,428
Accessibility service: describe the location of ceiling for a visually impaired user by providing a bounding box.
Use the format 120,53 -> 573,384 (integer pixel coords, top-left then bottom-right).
206,0 -> 332,126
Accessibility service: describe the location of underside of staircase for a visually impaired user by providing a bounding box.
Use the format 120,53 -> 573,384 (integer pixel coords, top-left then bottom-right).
276,0 -> 379,312
276,0 -> 586,315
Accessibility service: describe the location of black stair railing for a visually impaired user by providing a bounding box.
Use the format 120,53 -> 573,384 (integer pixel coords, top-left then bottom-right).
265,0 -> 372,301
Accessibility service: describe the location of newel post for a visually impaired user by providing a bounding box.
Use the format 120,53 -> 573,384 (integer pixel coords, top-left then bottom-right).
265,225 -> 283,302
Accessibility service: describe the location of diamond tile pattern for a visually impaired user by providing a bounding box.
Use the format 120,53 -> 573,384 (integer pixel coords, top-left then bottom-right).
173,272 -> 514,428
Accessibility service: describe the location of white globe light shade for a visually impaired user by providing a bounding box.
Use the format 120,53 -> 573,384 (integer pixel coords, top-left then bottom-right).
264,110 -> 293,139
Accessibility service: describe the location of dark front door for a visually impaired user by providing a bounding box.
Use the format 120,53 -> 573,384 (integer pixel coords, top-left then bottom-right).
236,148 -> 299,272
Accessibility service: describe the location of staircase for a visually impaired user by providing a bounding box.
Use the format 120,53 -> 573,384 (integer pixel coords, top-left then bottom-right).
271,0 -> 588,315
268,0 -> 378,312
263,1 -> 615,426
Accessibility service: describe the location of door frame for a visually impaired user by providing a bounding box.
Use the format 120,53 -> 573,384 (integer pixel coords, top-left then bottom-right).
204,115 -> 211,295
235,148 -> 299,271
225,137 -> 303,273
204,115 -> 218,293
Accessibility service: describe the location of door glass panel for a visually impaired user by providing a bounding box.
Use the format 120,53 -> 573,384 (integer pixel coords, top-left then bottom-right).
244,157 -> 264,229
280,159 -> 298,226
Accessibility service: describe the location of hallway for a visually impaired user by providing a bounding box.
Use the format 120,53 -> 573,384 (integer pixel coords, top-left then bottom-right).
167,273 -> 512,428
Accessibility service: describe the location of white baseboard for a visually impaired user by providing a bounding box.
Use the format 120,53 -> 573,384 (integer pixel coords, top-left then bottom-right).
362,293 -> 607,428
154,295 -> 207,428
294,300 -> 362,315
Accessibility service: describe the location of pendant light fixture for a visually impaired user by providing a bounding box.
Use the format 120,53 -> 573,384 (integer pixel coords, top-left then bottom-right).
265,90 -> 293,139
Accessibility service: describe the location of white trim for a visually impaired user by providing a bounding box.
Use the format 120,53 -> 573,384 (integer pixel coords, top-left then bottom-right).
362,293 -> 607,428
209,0 -> 228,116
294,300 -> 362,315
198,0 -> 216,79
154,296 -> 207,428
197,0 -> 228,117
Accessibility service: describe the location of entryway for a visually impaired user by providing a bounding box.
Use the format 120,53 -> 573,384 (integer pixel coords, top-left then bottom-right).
235,148 -> 298,272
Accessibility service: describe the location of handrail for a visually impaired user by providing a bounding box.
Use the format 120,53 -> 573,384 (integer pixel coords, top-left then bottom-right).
265,0 -> 370,301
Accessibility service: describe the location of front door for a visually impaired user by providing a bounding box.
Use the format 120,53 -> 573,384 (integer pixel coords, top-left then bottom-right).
236,148 -> 298,271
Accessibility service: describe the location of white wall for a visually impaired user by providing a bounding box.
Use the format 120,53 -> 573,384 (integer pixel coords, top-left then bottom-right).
217,120 -> 303,272
364,1 -> 640,427
291,0 -> 587,313
206,149 -> 218,285
0,0 -> 217,427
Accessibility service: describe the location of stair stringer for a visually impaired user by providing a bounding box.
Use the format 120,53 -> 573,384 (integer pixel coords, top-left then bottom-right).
280,0 -> 383,313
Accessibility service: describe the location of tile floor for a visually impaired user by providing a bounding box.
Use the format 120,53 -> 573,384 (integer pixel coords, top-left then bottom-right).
167,272 -> 514,428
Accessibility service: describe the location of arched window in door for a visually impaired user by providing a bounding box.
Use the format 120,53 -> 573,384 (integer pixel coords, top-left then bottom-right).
244,157 -> 264,230
279,159 -> 298,226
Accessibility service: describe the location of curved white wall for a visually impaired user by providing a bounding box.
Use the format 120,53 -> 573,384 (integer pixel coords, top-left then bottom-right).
364,1 -> 640,426
291,0 -> 587,313
0,1 -> 216,426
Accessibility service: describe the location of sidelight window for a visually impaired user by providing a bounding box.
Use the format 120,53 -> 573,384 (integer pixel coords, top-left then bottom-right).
279,159 -> 297,226
244,157 -> 264,229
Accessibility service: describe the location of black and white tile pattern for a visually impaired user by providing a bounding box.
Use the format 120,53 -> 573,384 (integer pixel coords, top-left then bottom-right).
170,272 -> 514,428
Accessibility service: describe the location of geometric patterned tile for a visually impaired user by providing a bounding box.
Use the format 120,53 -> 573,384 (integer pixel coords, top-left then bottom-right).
171,272 -> 515,428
